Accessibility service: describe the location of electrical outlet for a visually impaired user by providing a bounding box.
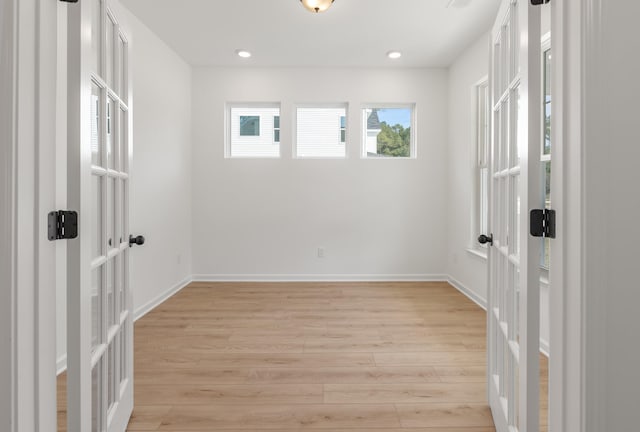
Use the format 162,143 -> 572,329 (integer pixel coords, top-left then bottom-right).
317,247 -> 325,258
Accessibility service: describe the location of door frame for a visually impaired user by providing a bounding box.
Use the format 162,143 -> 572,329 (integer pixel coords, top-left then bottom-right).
0,0 -> 58,431
548,0 -> 595,431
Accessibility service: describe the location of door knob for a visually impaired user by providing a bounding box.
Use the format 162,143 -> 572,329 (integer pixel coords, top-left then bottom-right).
478,234 -> 493,246
129,235 -> 145,247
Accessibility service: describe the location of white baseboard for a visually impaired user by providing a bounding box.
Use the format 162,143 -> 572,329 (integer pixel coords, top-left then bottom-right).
540,339 -> 550,357
446,275 -> 488,310
191,274 -> 448,282
56,355 -> 67,376
133,275 -> 192,321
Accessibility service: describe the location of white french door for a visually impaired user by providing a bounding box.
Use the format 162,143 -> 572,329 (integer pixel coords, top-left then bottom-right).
67,1 -> 133,431
487,1 -> 541,431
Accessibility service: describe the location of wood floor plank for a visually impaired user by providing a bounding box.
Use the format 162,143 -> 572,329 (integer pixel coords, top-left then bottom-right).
374,351 -> 487,366
324,382 -> 487,404
156,404 -> 402,430
134,366 -> 442,385
135,384 -> 324,405
395,403 -> 495,428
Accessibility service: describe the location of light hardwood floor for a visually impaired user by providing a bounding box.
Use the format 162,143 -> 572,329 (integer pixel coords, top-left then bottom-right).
57,281 -> 549,431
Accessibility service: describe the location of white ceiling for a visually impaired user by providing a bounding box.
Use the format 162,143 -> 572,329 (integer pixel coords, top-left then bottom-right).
120,0 -> 500,68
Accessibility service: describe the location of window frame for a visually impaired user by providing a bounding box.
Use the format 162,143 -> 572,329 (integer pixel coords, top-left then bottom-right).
470,78 -> 490,257
293,103 -> 349,159
540,34 -> 552,272
225,102 -> 281,159
361,103 -> 417,159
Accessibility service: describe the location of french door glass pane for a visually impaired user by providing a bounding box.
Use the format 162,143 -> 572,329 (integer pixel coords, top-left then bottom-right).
119,37 -> 126,99
92,176 -> 103,259
107,178 -> 115,250
107,343 -> 115,411
106,258 -> 115,328
106,16 -> 115,88
91,83 -> 102,167
107,98 -> 115,170
119,108 -> 127,172
91,0 -> 102,75
91,360 -> 102,432
116,180 -> 122,245
91,267 -> 102,350
120,322 -> 127,386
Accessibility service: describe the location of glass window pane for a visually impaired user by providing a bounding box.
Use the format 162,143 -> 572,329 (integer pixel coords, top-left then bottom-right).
543,49 -> 552,155
106,16 -> 115,88
120,322 -> 127,385
229,106 -> 280,158
240,116 -> 260,136
107,178 -> 115,250
362,107 -> 412,158
107,343 -> 115,411
106,258 -> 114,328
107,98 -> 115,170
120,250 -> 127,315
119,107 -> 127,172
91,266 -> 102,349
92,176 -> 103,259
91,83 -> 102,167
119,37 -> 127,101
91,0 -> 101,76
297,106 -> 347,158
116,253 -> 124,320
91,360 -> 102,432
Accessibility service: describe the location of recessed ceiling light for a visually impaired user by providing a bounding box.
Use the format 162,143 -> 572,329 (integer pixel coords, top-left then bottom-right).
236,49 -> 252,58
387,51 -> 402,60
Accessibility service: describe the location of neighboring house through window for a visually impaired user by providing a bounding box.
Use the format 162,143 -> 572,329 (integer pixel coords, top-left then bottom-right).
295,105 -> 347,158
227,104 -> 280,158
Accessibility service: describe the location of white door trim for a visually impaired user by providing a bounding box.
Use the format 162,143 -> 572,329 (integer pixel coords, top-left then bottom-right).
0,0 -> 18,429
550,0 -> 605,431
0,0 -> 58,431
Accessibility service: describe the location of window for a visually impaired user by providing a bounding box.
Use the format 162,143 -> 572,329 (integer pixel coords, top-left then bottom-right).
540,46 -> 552,269
474,81 -> 490,252
240,116 -> 260,136
227,104 -> 280,158
362,105 -> 415,158
295,105 -> 347,158
274,116 -> 280,143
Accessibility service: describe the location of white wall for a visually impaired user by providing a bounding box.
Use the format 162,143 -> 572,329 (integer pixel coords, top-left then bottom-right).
119,6 -> 193,316
191,67 -> 448,279
446,34 -> 490,306
55,1 -> 193,371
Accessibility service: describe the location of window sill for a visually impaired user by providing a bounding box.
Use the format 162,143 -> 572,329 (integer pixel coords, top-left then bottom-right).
466,248 -> 488,260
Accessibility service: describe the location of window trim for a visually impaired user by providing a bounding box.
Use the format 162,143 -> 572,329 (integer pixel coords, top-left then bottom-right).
293,103 -> 349,159
470,77 -> 490,255
361,103 -> 417,159
540,33 -> 552,270
225,102 -> 281,159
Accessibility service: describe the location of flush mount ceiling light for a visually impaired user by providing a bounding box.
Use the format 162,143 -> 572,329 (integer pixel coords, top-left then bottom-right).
300,0 -> 335,13
387,51 -> 402,60
236,49 -> 252,58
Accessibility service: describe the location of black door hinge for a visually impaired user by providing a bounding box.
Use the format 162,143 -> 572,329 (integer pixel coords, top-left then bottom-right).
530,209 -> 556,239
48,211 -> 78,241
60,0 -> 79,3
531,0 -> 550,5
